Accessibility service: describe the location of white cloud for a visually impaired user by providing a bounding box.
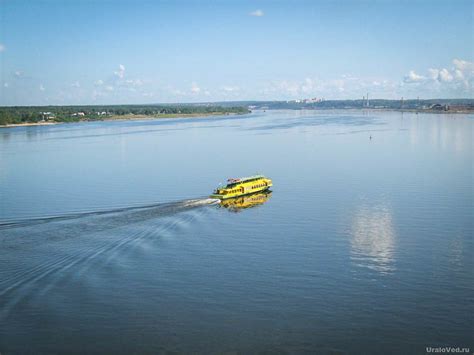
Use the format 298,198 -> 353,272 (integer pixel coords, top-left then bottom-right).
278,80 -> 300,96
249,9 -> 264,17
438,68 -> 453,82
114,64 -> 125,79
404,70 -> 425,83
0,44 -> 5,52
222,86 -> 239,92
453,58 -> 474,72
39,84 -> 45,91
71,81 -> 80,88
451,59 -> 474,90
402,58 -> 473,97
105,85 -> 114,92
406,59 -> 473,85
124,79 -> 143,87
94,79 -> 104,86
4,82 -> 9,88
14,70 -> 24,78
191,82 -> 201,94
172,89 -> 186,96
454,69 -> 464,80
92,89 -> 104,101
301,78 -> 316,94
427,68 -> 439,80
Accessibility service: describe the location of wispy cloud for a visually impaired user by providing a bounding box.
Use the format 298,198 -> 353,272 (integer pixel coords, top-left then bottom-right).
0,44 -> 5,52
114,64 -> 125,79
191,82 -> 201,94
71,81 -> 80,88
124,79 -> 143,87
260,75 -> 398,100
249,9 -> 264,17
39,84 -> 45,92
93,65 -> 148,98
222,86 -> 240,92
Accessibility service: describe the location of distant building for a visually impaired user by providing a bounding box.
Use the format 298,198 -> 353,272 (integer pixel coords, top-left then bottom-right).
430,104 -> 449,111
303,97 -> 324,103
39,112 -> 55,120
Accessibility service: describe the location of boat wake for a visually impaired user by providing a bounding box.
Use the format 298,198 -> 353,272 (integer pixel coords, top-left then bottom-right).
0,197 -> 220,320
0,197 -> 220,230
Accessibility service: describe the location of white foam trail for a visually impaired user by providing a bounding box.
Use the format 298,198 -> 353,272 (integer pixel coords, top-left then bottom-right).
0,197 -> 221,229
0,197 -> 221,320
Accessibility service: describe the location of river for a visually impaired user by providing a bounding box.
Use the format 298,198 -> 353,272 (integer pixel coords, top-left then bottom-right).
0,110 -> 472,354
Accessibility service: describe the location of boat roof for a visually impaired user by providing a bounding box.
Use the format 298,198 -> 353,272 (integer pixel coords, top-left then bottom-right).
225,175 -> 266,187
234,174 -> 264,182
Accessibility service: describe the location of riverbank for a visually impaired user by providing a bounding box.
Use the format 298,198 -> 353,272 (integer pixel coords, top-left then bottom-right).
0,111 -> 242,128
103,111 -> 239,121
1,121 -> 59,128
364,107 -> 474,114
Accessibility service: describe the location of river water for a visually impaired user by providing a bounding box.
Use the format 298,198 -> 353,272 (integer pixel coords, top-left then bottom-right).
0,110 -> 472,354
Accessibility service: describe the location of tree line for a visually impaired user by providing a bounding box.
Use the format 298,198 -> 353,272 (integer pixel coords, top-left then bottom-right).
0,104 -> 249,125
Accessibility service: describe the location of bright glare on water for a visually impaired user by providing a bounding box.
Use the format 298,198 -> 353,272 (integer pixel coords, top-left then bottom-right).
0,110 -> 472,354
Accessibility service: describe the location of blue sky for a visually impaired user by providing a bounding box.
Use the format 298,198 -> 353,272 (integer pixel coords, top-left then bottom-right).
0,0 -> 472,105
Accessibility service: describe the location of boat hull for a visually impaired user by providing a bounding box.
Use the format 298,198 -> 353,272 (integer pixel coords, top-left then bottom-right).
210,186 -> 271,200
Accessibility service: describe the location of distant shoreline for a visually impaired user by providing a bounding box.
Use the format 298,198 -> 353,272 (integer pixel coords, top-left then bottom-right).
250,108 -> 474,114
346,107 -> 474,114
1,107 -> 472,129
291,107 -> 474,114
0,112 -> 241,129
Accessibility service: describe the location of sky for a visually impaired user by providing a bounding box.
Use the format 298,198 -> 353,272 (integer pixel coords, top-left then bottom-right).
0,0 -> 472,105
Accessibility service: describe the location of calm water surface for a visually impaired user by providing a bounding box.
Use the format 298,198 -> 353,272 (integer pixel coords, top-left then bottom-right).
0,110 -> 472,354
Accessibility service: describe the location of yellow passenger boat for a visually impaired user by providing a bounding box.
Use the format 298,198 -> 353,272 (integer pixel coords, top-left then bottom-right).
210,175 -> 272,200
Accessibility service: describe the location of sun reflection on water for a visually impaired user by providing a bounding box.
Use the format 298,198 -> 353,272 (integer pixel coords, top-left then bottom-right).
351,204 -> 397,274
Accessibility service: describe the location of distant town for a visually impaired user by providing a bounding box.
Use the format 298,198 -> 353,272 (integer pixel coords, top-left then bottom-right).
231,98 -> 474,113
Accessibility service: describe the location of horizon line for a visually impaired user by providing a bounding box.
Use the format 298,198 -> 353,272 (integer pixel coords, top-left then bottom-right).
1,97 -> 473,108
